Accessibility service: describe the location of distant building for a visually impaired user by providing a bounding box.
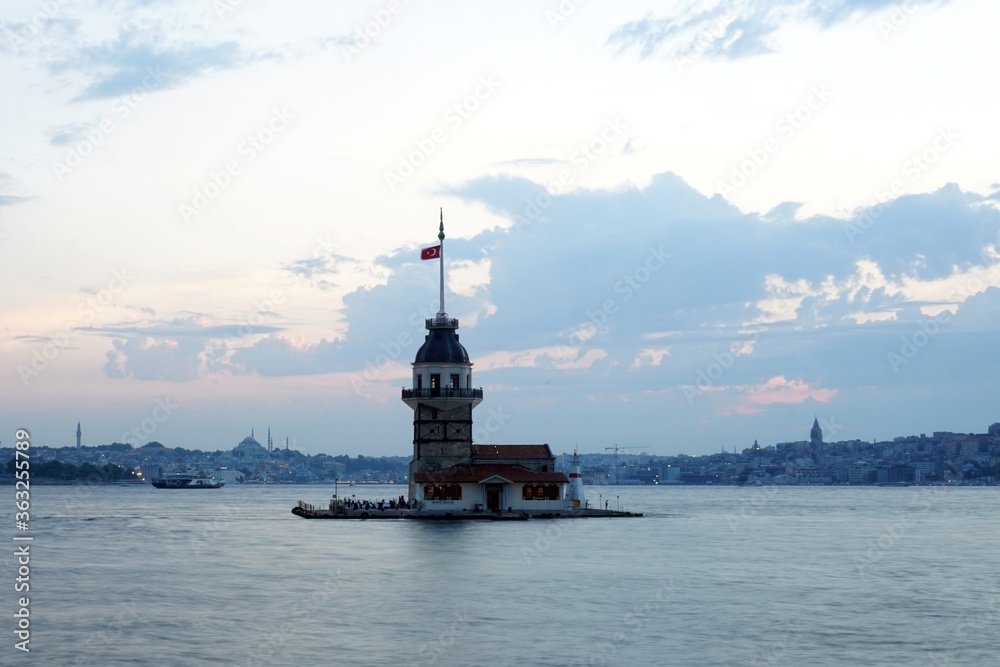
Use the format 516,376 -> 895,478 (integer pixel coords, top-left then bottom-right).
213,468 -> 244,484
76,421 -> 82,449
811,417 -> 823,462
232,433 -> 269,460
849,464 -> 875,485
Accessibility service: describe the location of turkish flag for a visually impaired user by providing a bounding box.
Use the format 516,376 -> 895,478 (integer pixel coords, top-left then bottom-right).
420,245 -> 441,260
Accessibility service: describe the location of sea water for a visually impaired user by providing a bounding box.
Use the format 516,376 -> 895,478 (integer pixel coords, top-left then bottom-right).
9,484 -> 1000,666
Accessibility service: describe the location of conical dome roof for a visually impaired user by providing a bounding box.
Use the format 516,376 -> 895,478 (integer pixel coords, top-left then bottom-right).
414,321 -> 470,364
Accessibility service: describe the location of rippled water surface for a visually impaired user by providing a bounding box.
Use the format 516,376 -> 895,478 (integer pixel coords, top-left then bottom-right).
11,484 -> 1000,666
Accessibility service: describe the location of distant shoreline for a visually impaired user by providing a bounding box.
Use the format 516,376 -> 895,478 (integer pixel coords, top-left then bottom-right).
0,478 -> 132,486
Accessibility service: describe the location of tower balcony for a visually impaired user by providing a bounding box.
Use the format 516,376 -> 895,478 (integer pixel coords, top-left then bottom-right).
426,316 -> 459,329
402,387 -> 483,401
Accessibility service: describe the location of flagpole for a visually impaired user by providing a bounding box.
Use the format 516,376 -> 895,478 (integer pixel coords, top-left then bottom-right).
438,208 -> 445,316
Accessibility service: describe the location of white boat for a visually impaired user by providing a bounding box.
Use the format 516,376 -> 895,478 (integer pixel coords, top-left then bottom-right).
151,473 -> 225,489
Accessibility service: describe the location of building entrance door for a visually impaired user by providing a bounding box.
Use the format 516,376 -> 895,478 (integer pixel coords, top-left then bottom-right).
486,484 -> 502,512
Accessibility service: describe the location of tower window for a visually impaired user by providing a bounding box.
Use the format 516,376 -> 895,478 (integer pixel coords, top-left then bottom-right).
416,374 -> 423,389
430,374 -> 440,394
450,374 -> 460,389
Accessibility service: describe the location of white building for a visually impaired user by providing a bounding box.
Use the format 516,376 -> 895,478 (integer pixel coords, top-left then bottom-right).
213,468 -> 244,484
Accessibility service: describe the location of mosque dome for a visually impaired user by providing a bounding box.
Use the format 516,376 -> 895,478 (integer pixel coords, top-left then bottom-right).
232,435 -> 268,458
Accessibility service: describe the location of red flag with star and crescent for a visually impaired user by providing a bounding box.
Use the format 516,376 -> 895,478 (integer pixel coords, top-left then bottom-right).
420,245 -> 441,260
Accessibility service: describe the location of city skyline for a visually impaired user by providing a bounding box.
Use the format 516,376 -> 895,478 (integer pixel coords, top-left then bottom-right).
3,1 -> 999,455
34,415 -> 1000,460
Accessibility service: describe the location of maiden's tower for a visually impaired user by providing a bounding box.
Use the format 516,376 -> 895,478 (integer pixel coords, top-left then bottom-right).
291,211 -> 639,519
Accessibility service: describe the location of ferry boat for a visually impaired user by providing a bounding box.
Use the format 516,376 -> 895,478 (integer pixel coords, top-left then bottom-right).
151,473 -> 225,489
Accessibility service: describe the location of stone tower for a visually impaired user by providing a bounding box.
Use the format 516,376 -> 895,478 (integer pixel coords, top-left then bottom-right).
810,417 -> 823,462
402,212 -> 483,501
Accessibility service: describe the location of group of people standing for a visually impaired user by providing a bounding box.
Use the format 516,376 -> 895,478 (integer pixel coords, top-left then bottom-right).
340,495 -> 410,511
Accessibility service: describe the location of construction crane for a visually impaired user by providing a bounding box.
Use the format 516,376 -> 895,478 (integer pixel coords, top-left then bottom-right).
605,445 -> 641,485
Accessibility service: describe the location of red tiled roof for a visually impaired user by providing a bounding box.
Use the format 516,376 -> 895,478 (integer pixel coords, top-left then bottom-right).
413,463 -> 568,484
471,444 -> 553,460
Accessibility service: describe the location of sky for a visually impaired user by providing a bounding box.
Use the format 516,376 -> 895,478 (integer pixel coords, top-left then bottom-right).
2,0 -> 998,456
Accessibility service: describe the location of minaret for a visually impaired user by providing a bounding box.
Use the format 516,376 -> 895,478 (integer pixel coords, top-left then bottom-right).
403,211 -> 483,502
76,421 -> 82,449
267,427 -> 272,453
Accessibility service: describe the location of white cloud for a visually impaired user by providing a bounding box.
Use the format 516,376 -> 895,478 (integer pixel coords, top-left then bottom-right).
630,348 -> 670,369
712,375 -> 838,416
607,0 -> 951,62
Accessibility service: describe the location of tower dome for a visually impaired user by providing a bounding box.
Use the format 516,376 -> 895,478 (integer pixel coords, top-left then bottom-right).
413,316 -> 470,364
